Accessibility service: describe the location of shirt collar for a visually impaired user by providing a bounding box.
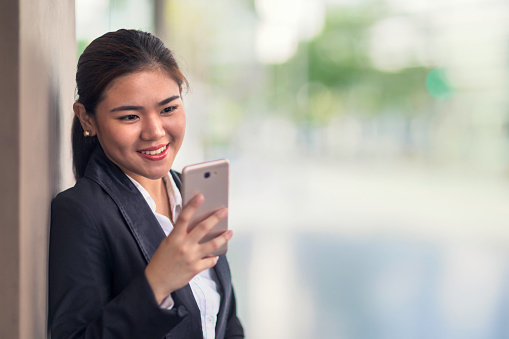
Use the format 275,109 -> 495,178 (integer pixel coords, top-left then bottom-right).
126,172 -> 182,223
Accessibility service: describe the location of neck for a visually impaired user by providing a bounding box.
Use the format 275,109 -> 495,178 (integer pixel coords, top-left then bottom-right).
134,174 -> 171,220
134,176 -> 165,200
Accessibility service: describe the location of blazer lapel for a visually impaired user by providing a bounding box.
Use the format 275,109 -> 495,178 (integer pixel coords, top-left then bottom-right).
85,146 -> 165,262
213,256 -> 230,296
84,146 -> 200,316
214,255 -> 232,337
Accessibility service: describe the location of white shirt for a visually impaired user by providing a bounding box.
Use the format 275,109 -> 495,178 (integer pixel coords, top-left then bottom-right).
127,173 -> 221,339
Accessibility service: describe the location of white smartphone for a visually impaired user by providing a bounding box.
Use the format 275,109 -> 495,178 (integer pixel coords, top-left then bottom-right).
181,159 -> 229,256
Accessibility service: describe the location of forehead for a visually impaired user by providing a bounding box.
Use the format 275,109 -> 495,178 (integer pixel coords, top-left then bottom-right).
101,69 -> 180,104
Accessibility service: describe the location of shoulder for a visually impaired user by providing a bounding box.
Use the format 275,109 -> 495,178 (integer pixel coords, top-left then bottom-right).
51,177 -> 118,226
50,177 -> 125,255
53,177 -> 112,207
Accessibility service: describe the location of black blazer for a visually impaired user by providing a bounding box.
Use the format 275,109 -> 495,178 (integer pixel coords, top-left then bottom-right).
48,146 -> 244,339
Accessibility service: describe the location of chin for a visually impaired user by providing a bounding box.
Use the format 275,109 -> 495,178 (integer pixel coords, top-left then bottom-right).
137,172 -> 165,180
144,169 -> 171,180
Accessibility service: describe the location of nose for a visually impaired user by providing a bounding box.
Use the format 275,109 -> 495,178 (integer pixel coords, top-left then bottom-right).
140,112 -> 165,141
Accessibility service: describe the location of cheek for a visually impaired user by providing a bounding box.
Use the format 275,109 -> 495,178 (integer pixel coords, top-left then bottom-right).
180,114 -> 187,136
170,116 -> 186,139
178,119 -> 186,138
97,123 -> 134,151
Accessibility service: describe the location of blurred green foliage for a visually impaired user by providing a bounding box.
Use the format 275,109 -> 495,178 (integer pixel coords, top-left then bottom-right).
271,5 -> 432,125
77,39 -> 89,59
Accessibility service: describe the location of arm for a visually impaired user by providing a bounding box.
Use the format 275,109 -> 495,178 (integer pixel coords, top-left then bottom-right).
48,196 -> 183,339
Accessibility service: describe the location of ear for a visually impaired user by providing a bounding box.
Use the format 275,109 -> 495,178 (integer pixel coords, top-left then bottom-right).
73,102 -> 97,136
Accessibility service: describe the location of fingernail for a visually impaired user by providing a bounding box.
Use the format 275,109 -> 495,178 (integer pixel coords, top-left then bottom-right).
218,208 -> 228,218
195,194 -> 204,204
225,230 -> 233,240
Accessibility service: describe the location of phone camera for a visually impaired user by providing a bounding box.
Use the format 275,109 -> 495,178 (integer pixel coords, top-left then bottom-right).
204,172 -> 210,178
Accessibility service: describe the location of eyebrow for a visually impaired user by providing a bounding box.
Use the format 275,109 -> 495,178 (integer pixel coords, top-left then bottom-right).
110,95 -> 181,113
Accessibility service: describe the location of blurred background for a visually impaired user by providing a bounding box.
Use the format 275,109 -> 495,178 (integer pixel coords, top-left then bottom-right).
76,0 -> 509,338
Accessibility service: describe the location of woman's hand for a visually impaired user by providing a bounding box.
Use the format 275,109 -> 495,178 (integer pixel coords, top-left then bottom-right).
145,194 -> 233,304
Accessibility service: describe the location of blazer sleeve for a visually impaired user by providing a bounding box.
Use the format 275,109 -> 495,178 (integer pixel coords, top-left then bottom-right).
225,286 -> 245,338
48,195 -> 185,339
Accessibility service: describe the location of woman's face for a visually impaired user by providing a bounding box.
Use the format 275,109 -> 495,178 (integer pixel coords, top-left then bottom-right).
91,69 -> 186,183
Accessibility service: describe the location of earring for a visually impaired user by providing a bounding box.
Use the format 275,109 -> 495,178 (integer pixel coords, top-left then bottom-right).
83,130 -> 90,137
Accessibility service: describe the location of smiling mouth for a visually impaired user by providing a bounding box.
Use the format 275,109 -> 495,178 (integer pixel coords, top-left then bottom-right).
139,144 -> 167,155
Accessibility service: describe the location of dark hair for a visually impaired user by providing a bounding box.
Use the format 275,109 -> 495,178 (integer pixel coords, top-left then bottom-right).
72,29 -> 188,179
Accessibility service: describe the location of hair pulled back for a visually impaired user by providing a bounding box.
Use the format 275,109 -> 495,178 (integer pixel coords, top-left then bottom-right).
72,29 -> 188,179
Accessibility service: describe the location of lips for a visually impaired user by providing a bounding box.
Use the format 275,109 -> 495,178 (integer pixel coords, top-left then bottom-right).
137,143 -> 169,160
138,144 -> 167,155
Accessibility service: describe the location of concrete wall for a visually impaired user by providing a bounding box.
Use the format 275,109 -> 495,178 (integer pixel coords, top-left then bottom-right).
0,0 -> 21,335
0,0 -> 75,337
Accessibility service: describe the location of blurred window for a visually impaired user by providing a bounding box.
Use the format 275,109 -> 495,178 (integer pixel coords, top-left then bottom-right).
77,1 -> 509,338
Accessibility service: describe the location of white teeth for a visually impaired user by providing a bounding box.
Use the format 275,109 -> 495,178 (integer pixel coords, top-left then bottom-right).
140,145 -> 167,155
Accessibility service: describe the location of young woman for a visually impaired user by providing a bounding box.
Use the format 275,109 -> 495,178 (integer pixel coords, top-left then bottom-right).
48,29 -> 244,339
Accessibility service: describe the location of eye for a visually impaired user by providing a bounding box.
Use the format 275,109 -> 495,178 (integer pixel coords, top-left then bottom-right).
161,106 -> 177,114
118,114 -> 139,121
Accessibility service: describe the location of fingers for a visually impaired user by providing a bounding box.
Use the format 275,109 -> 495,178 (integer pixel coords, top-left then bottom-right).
172,194 -> 204,234
188,207 -> 228,243
200,230 -> 232,257
146,193 -> 232,299
197,256 -> 220,271
186,207 -> 230,257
